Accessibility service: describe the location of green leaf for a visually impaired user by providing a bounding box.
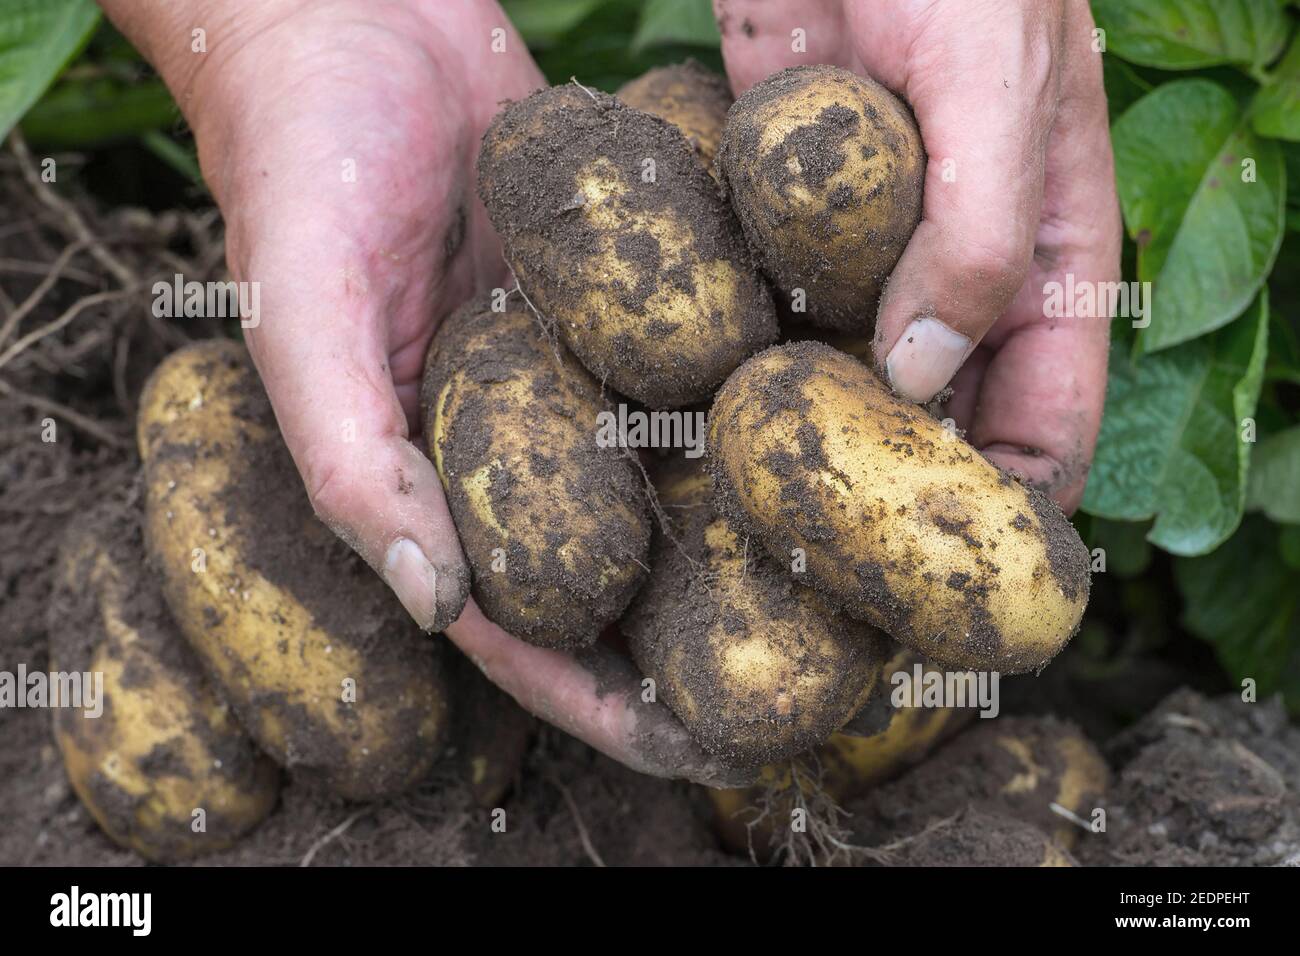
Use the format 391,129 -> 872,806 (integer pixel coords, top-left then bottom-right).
1176,517 -> 1300,711
21,77 -> 176,147
502,0 -> 609,46
631,0 -> 720,52
140,130 -> 202,186
1084,517 -> 1154,577
1082,292 -> 1270,555
0,0 -> 100,139
1091,0 -> 1289,70
1281,525 -> 1300,568
1248,425 -> 1300,521
1103,56 -> 1152,119
1253,30 -> 1300,140
1113,80 -> 1285,351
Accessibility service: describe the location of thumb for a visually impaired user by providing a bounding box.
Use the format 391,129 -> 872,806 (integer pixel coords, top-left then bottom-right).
240,248 -> 470,632
862,14 -> 1063,402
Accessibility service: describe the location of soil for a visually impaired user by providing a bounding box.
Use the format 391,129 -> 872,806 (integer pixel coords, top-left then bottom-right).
2,148 -> 1297,868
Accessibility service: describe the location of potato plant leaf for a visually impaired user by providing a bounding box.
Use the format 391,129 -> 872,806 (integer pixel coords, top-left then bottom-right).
0,0 -> 99,139
1081,291 -> 1270,555
1175,517 -> 1300,712
631,0 -> 720,52
502,0 -> 610,46
1113,80 -> 1285,352
1253,30 -> 1300,141
1091,0 -> 1289,70
1247,425 -> 1300,522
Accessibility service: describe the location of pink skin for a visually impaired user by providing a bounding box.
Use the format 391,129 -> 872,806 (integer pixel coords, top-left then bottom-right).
101,0 -> 1117,784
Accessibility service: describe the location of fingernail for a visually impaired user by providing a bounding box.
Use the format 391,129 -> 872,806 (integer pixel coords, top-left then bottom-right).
884,317 -> 973,403
384,538 -> 466,632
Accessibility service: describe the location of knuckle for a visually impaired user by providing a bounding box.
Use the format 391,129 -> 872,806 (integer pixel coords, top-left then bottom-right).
299,449 -> 352,526
960,234 -> 1030,289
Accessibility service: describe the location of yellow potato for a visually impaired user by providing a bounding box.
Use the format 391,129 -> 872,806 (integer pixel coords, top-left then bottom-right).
708,648 -> 969,855
421,301 -> 650,649
441,651 -> 534,808
718,64 -> 924,331
624,462 -> 890,770
849,715 -> 1109,851
137,340 -> 449,800
709,342 -> 1091,673
478,83 -> 777,408
50,500 -> 279,862
617,60 -> 733,175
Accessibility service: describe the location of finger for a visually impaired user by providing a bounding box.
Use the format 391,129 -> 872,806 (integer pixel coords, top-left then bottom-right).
446,601 -> 756,789
714,0 -> 860,95
237,217 -> 471,632
845,0 -> 1067,402
968,1 -> 1119,512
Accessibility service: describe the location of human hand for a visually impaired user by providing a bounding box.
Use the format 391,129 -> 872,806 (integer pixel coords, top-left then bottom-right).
103,0 -> 753,787
715,0 -> 1120,512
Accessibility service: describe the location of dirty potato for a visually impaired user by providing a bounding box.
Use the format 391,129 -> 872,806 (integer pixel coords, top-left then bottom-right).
617,60 -> 733,175
441,650 -> 534,808
624,461 -> 891,771
718,65 -> 924,331
478,84 -> 777,409
848,715 -> 1109,851
137,340 -> 449,800
49,499 -> 279,862
707,647 -> 969,855
709,342 -> 1091,673
421,301 -> 651,649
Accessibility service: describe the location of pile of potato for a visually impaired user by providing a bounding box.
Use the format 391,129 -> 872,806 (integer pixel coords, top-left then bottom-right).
51,342 -> 532,862
432,62 -> 1092,774
52,63 -> 1094,863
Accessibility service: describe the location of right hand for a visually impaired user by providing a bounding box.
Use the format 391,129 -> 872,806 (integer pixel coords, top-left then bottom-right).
102,0 -> 754,787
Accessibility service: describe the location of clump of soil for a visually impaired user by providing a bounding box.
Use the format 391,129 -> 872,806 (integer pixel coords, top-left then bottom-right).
1079,689 -> 1300,867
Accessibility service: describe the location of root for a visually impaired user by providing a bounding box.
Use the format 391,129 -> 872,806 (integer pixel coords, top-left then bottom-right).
548,775 -> 607,867
728,751 -> 962,867
299,809 -> 366,867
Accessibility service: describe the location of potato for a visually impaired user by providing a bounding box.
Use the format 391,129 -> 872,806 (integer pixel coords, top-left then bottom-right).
617,60 -> 732,176
478,84 -> 778,409
49,499 -> 279,862
709,341 -> 1091,673
848,716 -> 1109,851
137,340 -> 449,800
421,301 -> 650,649
718,65 -> 924,331
871,807 -> 1078,867
624,461 -> 890,770
708,648 -> 969,854
441,650 -> 534,808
